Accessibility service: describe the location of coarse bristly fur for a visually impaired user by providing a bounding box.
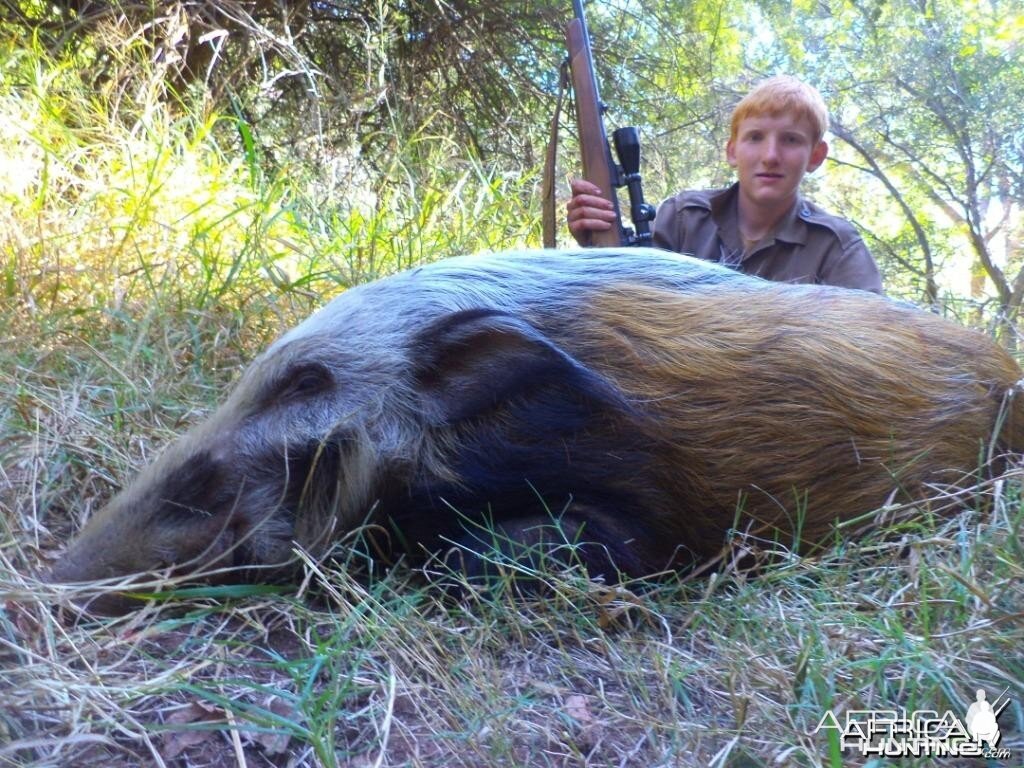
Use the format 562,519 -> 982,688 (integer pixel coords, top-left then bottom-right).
45,248 -> 1024,612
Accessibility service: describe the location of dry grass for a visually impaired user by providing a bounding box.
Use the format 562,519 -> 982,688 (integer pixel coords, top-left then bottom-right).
4,505 -> 1024,767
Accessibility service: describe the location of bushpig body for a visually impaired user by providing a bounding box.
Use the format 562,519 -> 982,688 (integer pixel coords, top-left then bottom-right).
49,249 -> 1024,610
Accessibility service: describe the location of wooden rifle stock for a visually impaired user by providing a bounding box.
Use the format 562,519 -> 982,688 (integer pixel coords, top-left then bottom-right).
566,16 -> 626,247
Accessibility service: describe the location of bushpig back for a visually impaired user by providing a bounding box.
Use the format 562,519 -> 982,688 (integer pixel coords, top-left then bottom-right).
554,283 -> 1024,564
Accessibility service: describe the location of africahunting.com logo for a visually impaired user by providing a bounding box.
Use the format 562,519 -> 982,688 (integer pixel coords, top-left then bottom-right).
813,687 -> 1013,759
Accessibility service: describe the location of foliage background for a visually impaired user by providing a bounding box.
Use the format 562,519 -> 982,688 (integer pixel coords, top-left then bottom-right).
4,0 -> 1021,319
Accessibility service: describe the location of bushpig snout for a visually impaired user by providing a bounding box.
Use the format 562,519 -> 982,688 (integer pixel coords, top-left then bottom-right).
45,449 -> 243,610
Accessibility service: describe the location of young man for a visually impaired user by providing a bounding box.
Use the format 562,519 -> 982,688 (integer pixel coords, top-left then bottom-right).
566,76 -> 884,293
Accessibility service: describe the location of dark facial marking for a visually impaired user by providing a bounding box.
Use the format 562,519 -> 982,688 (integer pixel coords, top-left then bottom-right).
153,451 -> 229,523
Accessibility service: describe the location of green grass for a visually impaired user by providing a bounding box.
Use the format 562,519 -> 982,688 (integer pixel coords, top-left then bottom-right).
1,28 -> 1022,768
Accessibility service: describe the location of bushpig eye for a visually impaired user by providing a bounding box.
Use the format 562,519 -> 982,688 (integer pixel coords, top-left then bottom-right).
277,363 -> 333,402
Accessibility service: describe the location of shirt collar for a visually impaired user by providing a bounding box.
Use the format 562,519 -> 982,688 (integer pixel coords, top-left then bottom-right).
710,182 -> 810,256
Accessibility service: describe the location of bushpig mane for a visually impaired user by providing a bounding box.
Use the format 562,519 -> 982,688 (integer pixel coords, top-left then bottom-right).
48,248 -> 1024,610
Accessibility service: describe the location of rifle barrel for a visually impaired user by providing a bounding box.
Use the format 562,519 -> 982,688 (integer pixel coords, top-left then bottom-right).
566,8 -> 625,247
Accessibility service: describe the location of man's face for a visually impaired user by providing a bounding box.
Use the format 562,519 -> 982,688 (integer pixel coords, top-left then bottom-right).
726,113 -> 828,213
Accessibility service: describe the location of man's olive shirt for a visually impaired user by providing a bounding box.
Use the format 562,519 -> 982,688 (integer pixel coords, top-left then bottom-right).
652,184 -> 884,294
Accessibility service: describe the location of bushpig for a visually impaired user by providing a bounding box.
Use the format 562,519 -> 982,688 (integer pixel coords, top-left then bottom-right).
48,249 -> 1024,611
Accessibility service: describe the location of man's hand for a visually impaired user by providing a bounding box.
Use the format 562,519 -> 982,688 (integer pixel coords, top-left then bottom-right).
566,178 -> 617,246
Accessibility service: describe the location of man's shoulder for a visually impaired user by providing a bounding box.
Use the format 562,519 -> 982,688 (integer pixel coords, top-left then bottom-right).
796,198 -> 863,247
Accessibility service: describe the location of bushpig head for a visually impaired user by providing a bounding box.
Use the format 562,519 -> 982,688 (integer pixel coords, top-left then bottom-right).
46,333 -> 397,609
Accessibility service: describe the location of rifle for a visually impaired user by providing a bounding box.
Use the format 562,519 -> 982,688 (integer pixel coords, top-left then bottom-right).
560,0 -> 656,247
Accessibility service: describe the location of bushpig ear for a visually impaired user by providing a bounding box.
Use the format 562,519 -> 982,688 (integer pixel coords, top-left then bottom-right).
413,308 -> 628,426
